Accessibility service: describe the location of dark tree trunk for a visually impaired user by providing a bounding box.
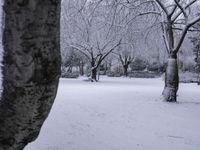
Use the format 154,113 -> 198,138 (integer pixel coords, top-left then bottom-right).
91,68 -> 97,81
79,62 -> 84,76
90,60 -> 97,81
67,66 -> 72,73
123,65 -> 128,77
0,1 -> 61,149
162,53 -> 179,102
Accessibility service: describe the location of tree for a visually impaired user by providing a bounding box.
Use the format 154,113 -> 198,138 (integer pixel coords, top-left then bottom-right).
119,51 -> 133,76
115,43 -> 134,77
62,0 -> 122,81
120,0 -> 199,101
153,0 -> 200,102
0,1 -> 61,149
111,0 -> 168,75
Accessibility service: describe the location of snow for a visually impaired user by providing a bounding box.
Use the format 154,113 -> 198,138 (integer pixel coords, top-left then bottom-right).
25,77 -> 200,150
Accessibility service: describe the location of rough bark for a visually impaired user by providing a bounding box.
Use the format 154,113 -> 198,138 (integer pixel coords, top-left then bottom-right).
162,54 -> 179,102
0,0 -> 61,149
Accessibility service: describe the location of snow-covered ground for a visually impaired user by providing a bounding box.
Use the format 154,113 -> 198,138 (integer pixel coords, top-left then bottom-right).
25,77 -> 200,150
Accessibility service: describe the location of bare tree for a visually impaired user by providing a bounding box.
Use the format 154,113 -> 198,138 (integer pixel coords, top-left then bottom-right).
152,0 -> 200,102
119,52 -> 134,76
120,0 -> 199,101
0,1 -> 61,149
63,0 -> 123,81
114,42 -> 135,77
112,0 -> 167,72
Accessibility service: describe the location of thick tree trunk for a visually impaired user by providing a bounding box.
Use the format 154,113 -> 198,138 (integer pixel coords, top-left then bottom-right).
162,54 -> 179,102
91,68 -> 97,81
0,1 -> 61,150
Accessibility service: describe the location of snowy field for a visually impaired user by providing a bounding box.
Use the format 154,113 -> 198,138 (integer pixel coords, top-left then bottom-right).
25,77 -> 200,150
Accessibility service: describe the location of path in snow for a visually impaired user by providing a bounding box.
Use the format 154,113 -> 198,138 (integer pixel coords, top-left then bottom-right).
25,77 -> 200,150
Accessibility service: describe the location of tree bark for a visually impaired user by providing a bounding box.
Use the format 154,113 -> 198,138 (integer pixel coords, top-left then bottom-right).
123,65 -> 128,77
0,1 -> 61,150
91,67 -> 97,81
162,53 -> 179,102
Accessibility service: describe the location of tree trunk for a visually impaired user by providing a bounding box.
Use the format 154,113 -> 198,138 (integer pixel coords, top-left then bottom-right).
0,1 -> 61,150
162,54 -> 179,102
91,68 -> 97,81
123,65 -> 128,77
67,66 -> 72,73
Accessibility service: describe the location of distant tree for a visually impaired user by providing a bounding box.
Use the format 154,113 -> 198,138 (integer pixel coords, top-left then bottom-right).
0,1 -> 61,149
115,44 -> 135,77
111,0 -> 168,75
119,52 -> 134,77
63,0 -> 122,81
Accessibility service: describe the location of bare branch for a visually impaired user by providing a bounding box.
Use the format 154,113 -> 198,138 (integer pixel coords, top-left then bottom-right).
169,2 -> 178,17
99,39 -> 122,66
161,23 -> 170,53
69,45 -> 91,61
174,16 -> 200,53
154,0 -> 169,16
172,0 -> 197,23
174,0 -> 187,21
172,27 -> 200,32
